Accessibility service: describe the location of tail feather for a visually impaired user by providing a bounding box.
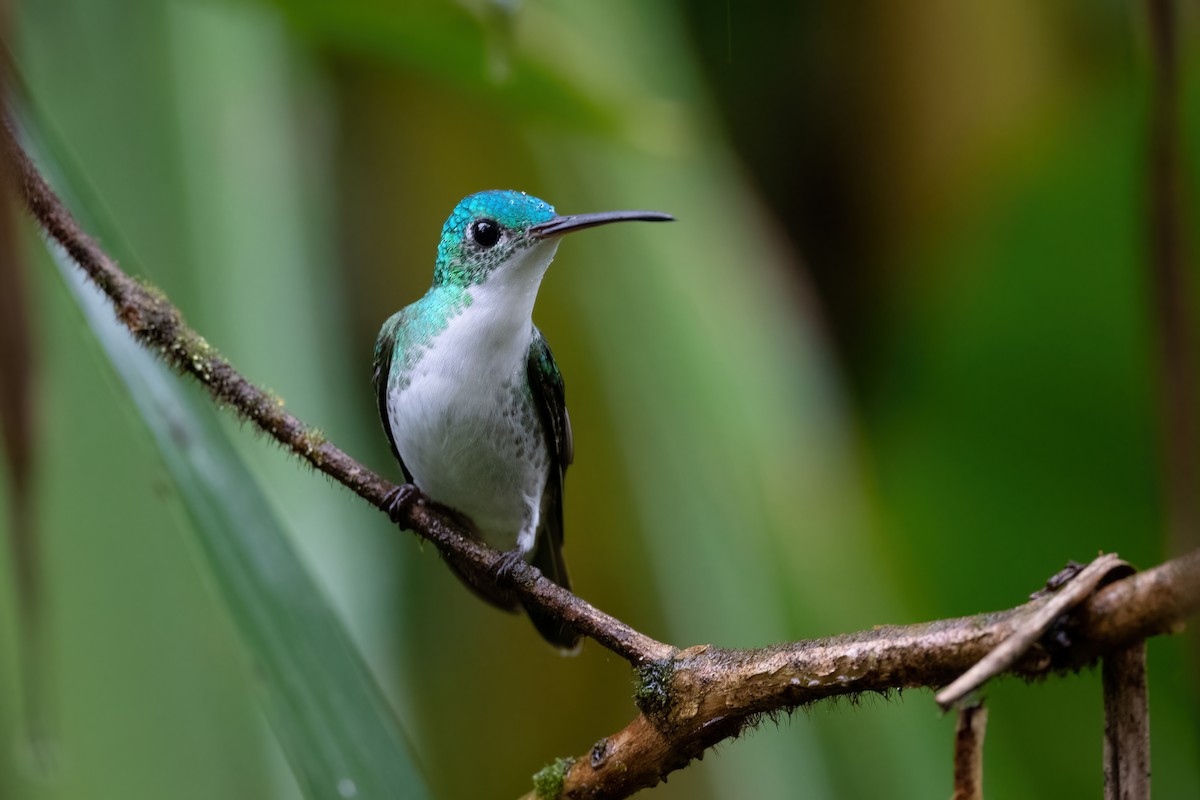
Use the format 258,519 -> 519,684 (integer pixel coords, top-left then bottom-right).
441,554 -> 520,613
433,500 -> 581,653
525,535 -> 582,654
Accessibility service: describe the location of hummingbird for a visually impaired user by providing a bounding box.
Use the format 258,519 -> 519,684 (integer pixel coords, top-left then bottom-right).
373,190 -> 672,652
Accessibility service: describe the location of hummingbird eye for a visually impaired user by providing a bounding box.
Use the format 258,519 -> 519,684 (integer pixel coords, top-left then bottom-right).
470,219 -> 501,248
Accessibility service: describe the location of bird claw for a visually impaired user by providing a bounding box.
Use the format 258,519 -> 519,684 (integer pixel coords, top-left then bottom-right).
492,549 -> 526,583
382,483 -> 420,524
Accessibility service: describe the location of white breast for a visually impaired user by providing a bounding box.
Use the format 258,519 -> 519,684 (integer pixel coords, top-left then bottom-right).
386,278 -> 551,554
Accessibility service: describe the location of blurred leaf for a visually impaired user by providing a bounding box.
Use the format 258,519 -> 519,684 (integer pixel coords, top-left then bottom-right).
0,98 -> 52,769
270,0 -> 619,132
47,248 -> 431,800
18,119 -> 430,797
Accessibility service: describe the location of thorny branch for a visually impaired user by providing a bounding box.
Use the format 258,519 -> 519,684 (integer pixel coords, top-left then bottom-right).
6,121 -> 1200,800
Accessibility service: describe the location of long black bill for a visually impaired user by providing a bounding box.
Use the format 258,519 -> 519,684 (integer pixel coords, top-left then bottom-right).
529,210 -> 674,238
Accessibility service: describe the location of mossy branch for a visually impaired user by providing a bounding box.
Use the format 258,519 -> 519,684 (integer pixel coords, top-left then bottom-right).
0,118 -> 670,668
521,549 -> 1199,798
6,119 -> 1199,800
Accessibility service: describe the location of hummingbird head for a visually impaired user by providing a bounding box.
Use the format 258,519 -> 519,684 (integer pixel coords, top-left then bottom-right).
432,190 -> 673,289
432,190 -> 557,289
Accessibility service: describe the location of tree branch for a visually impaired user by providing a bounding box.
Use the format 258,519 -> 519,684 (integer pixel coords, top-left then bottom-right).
8,117 -> 1200,800
0,118 -> 673,668
936,554 -> 1128,709
522,550 -> 1199,799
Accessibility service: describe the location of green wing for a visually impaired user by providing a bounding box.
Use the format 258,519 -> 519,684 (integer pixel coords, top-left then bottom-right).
524,328 -> 581,651
527,327 -> 574,473
372,311 -> 412,482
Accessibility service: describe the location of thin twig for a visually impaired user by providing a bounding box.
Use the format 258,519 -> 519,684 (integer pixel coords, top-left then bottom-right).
952,702 -> 987,800
936,554 -> 1128,709
1103,643 -> 1150,800
1144,0 -> 1198,556
1143,0 -> 1200,749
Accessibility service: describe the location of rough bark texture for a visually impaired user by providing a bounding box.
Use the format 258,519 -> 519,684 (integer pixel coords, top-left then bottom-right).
951,703 -> 987,800
1103,644 -> 1150,800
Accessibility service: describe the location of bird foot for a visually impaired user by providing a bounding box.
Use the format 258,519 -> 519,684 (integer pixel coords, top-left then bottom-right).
382,483 -> 421,524
492,549 -> 526,583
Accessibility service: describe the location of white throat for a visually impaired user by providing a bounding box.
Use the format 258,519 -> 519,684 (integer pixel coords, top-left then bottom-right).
457,239 -> 559,362
433,238 -> 561,380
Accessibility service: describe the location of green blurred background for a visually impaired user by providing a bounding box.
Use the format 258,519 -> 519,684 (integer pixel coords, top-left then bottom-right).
2,0 -> 1198,797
